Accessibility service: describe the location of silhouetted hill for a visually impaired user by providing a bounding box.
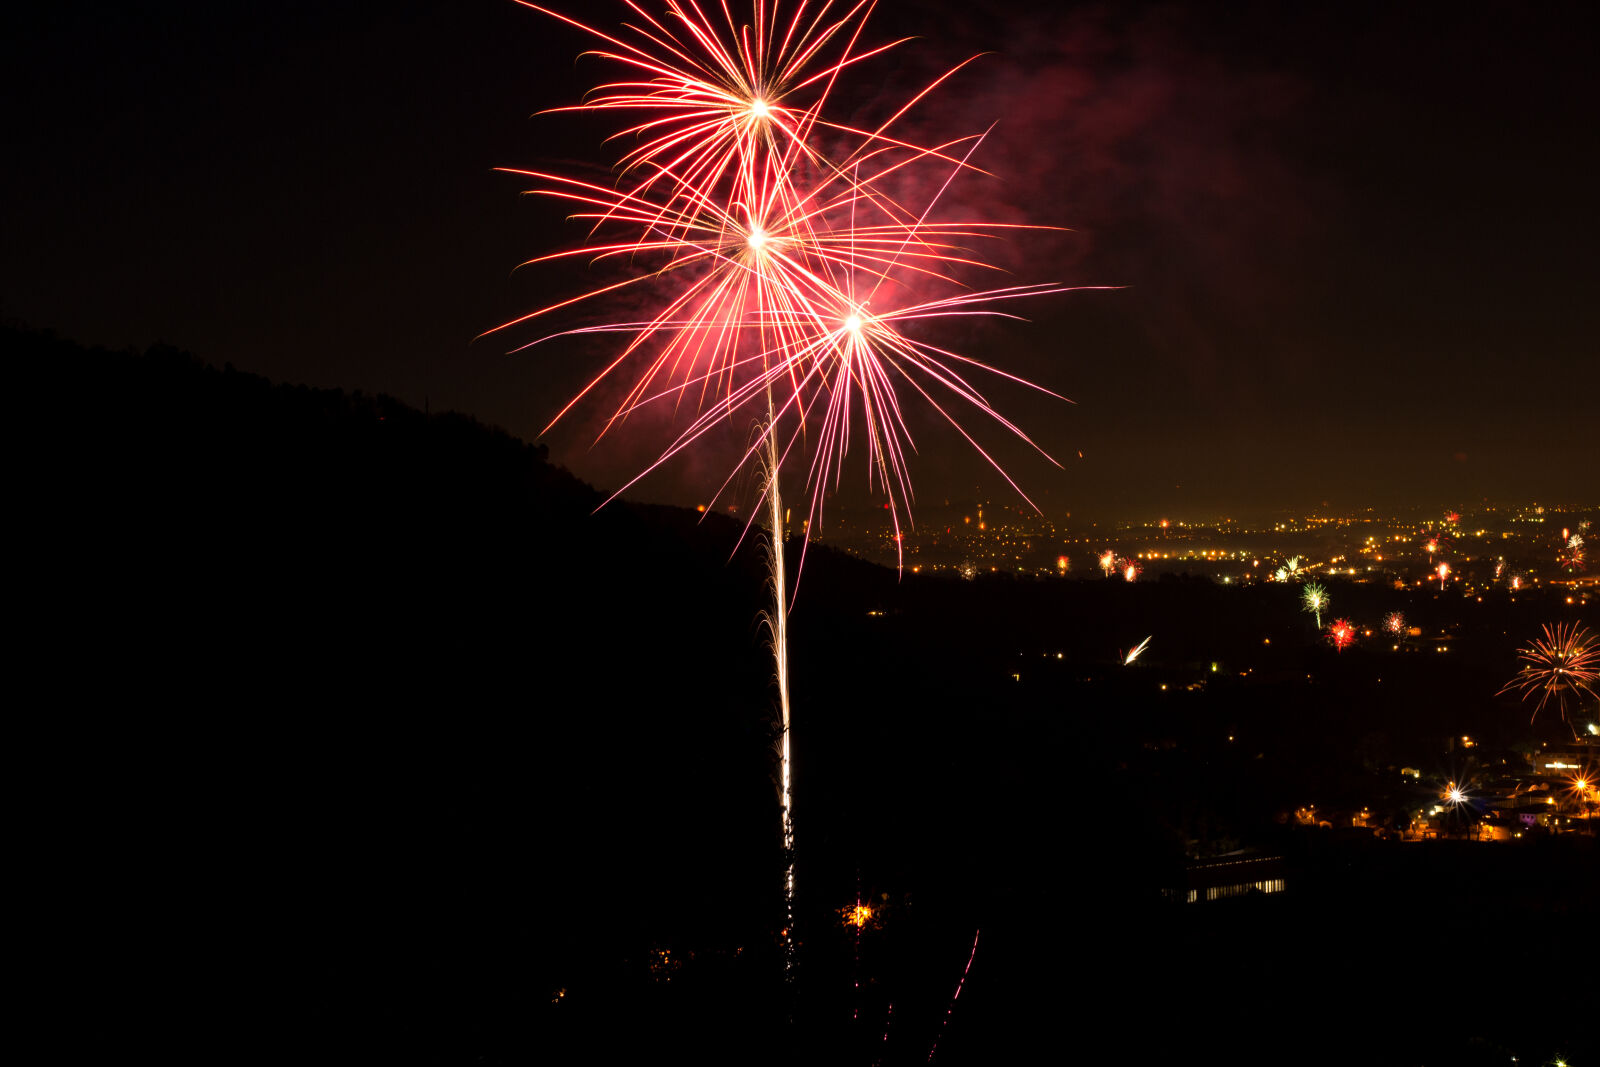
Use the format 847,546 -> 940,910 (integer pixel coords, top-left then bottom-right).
14,322 -> 807,1058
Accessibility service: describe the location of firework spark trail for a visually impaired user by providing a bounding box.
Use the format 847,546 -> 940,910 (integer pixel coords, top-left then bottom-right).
757,421 -> 796,975
850,872 -> 863,1023
872,1002 -> 894,1067
927,929 -> 980,1064
1498,622 -> 1600,731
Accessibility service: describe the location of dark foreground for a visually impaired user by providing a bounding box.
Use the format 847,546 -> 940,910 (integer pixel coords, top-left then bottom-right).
18,326 -> 1595,1065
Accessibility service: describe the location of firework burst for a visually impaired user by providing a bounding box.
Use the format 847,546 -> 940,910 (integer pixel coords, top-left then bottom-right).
1121,557 -> 1141,582
1499,622 -> 1600,729
1098,549 -> 1117,577
1328,618 -> 1356,652
1384,611 -> 1406,636
1302,582 -> 1328,628
498,2 -> 1089,566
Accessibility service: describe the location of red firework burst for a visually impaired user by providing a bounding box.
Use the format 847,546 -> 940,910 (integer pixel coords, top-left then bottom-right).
1328,619 -> 1356,652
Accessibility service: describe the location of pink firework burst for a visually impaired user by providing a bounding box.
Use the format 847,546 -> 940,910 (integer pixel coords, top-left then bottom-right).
494,0 -> 1099,568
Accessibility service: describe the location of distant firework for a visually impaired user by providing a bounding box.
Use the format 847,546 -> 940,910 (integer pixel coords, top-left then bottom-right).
1098,550 -> 1117,578
1275,556 -> 1303,583
1384,611 -> 1406,635
1499,622 -> 1600,727
1302,582 -> 1328,628
1122,635 -> 1152,666
1494,557 -> 1506,581
1056,555 -> 1070,573
1558,545 -> 1587,572
1328,618 -> 1356,652
1437,561 -> 1450,590
1121,558 -> 1141,582
1445,511 -> 1461,525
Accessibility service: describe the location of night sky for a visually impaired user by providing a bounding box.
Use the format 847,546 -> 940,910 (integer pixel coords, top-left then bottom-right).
5,0 -> 1595,520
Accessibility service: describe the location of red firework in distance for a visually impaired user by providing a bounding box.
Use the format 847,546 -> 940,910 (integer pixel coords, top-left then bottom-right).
1328,619 -> 1356,652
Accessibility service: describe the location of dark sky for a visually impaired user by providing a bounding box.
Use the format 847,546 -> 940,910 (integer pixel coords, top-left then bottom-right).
5,0 -> 1595,521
